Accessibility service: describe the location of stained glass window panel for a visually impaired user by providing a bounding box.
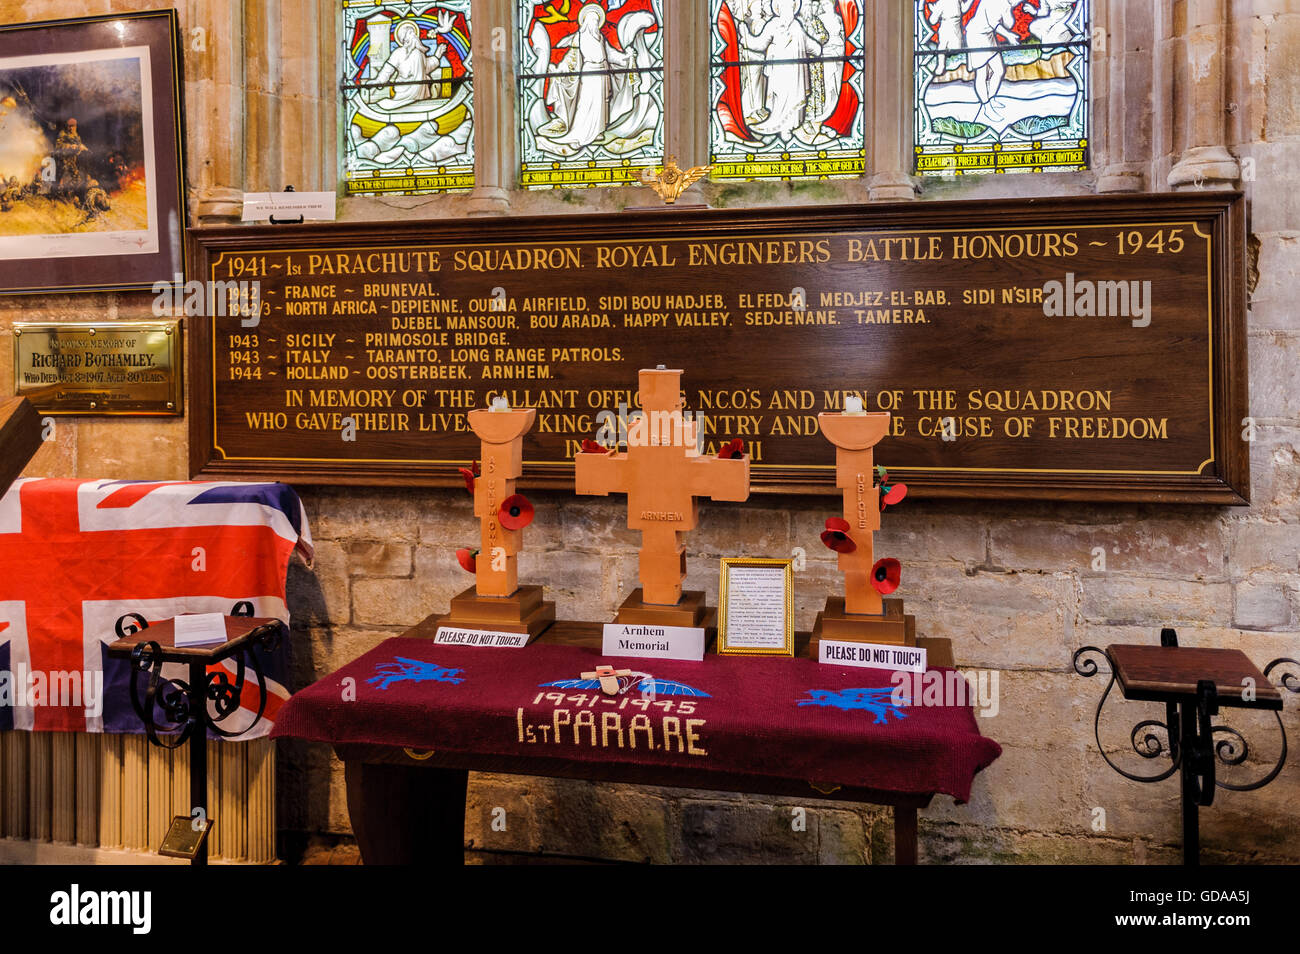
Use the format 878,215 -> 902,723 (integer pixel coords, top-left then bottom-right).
342,2 -> 475,196
710,0 -> 866,182
913,0 -> 1089,175
517,0 -> 665,190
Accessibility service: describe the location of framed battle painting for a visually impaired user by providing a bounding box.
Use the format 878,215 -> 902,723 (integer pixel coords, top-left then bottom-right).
0,9 -> 186,295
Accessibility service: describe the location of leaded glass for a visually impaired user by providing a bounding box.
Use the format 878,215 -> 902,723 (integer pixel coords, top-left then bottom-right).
913,0 -> 1089,175
517,0 -> 665,190
342,2 -> 474,196
710,0 -> 866,182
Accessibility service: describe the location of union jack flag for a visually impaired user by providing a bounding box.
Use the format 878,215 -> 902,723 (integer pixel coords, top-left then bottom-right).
0,479 -> 312,736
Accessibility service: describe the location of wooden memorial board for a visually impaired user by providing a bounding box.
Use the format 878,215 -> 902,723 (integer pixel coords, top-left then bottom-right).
188,193 -> 1248,502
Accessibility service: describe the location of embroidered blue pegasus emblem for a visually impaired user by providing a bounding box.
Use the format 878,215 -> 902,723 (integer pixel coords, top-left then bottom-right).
367,657 -> 465,691
798,688 -> 908,724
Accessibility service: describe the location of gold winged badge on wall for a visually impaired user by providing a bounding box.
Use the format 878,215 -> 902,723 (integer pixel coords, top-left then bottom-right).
639,156 -> 711,205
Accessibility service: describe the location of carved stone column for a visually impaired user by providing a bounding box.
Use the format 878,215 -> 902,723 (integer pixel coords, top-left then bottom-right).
664,0 -> 708,165
868,0 -> 917,201
1168,0 -> 1239,190
1096,0 -> 1147,193
663,0 -> 710,204
184,0 -> 246,224
241,0 -> 281,197
274,0 -> 333,194
467,0 -> 514,215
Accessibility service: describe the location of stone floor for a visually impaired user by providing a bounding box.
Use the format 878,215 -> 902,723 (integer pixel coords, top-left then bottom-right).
295,835 -> 617,865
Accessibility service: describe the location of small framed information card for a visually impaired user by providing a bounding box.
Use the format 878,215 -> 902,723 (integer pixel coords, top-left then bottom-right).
717,558 -> 795,656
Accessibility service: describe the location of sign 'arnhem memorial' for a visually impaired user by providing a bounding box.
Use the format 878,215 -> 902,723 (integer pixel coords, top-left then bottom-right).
188,193 -> 1248,503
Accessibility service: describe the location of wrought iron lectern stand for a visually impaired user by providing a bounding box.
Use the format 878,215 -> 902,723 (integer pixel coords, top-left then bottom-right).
1074,628 -> 1299,865
108,616 -> 283,865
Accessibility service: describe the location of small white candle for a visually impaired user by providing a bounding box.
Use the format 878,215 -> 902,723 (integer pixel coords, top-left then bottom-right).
844,395 -> 865,415
490,396 -> 510,412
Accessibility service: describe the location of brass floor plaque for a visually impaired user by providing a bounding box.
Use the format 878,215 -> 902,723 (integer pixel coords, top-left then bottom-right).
158,815 -> 213,860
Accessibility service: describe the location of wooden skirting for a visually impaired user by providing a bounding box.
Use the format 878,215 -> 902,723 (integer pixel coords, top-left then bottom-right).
0,732 -> 276,864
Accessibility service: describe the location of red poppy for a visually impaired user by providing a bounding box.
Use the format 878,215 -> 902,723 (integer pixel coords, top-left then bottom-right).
881,482 -> 909,508
717,438 -> 745,459
459,460 -> 480,495
820,517 -> 857,553
871,558 -> 901,594
498,494 -> 534,530
580,439 -> 608,454
455,547 -> 478,573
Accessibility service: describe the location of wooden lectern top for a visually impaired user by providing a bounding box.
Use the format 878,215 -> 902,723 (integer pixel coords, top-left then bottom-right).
468,406 -> 536,446
818,411 -> 891,451
0,396 -> 43,497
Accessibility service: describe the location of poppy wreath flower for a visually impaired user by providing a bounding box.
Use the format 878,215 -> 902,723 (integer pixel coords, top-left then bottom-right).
881,482 -> 909,509
871,558 -> 901,594
459,461 -> 480,495
455,547 -> 479,573
875,465 -> 908,510
717,438 -> 745,459
580,439 -> 609,454
498,494 -> 534,530
820,517 -> 857,553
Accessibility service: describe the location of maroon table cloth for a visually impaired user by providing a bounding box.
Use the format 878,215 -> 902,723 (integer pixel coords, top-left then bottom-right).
273,637 -> 1002,803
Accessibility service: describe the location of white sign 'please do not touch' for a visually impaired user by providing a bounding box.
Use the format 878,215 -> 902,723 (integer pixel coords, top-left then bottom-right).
818,639 -> 927,673
434,626 -> 531,648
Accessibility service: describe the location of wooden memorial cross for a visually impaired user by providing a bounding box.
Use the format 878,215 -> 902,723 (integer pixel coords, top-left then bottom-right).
812,404 -> 914,646
470,403 -> 532,598
439,401 -> 555,640
0,397 -> 43,497
576,367 -> 750,627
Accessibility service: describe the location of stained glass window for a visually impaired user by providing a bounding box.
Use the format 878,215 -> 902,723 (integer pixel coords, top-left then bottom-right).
342,2 -> 475,196
517,0 -> 665,190
913,0 -> 1089,175
710,0 -> 866,182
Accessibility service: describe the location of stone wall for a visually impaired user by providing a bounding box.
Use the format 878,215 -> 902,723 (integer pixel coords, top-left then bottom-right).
2,0 -> 1298,863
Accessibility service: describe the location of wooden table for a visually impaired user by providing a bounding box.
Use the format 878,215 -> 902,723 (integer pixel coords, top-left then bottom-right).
337,617 -> 958,865
1105,638 -> 1285,866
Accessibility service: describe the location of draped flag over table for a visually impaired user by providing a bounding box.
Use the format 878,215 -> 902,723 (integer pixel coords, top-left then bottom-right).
0,479 -> 312,737
274,637 -> 1003,804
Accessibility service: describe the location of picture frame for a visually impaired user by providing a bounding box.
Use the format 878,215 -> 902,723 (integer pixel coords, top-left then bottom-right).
717,557 -> 795,657
0,9 -> 186,295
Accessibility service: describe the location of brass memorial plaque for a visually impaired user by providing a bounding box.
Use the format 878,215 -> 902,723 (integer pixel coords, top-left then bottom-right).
187,193 -> 1248,502
13,322 -> 183,415
158,814 -> 213,860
